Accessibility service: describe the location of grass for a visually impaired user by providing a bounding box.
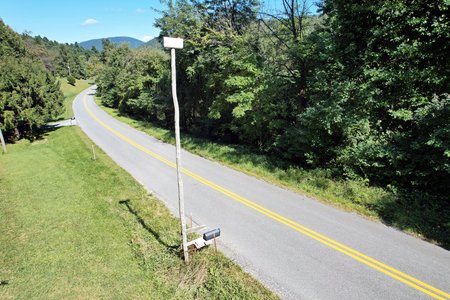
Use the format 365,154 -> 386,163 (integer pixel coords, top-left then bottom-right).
58,78 -> 91,119
97,101 -> 450,249
0,81 -> 277,299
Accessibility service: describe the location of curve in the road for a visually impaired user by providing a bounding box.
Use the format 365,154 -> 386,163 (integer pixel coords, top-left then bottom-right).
82,94 -> 449,300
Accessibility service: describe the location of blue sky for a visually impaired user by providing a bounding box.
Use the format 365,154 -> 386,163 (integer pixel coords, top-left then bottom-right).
0,0 -> 318,44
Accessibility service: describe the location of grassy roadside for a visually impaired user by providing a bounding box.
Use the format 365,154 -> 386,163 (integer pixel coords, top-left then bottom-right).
0,81 -> 277,299
96,100 -> 450,249
59,78 -> 91,118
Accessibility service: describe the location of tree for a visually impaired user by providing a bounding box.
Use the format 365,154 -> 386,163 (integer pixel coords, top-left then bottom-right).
194,0 -> 260,33
299,0 -> 450,200
95,41 -> 170,122
155,0 -> 265,139
67,75 -> 76,86
0,20 -> 64,140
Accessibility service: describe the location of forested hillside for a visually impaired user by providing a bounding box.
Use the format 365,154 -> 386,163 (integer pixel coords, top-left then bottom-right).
95,0 -> 449,244
79,36 -> 144,51
22,35 -> 91,79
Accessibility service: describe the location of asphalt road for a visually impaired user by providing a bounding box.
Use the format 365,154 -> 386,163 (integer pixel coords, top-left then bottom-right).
73,86 -> 450,300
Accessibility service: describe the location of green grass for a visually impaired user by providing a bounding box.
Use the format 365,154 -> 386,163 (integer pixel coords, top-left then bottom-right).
59,78 -> 91,119
96,101 -> 450,249
0,81 -> 277,299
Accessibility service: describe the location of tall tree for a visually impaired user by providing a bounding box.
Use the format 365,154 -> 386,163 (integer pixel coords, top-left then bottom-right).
0,20 -> 64,140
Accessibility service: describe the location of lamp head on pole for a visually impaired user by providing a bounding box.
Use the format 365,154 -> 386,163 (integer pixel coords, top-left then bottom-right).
163,37 -> 184,49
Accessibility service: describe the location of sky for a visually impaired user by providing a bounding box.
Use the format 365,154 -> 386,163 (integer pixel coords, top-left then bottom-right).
0,0 -> 318,44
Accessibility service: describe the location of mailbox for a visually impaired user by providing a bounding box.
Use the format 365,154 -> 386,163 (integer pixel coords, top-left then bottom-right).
203,228 -> 220,241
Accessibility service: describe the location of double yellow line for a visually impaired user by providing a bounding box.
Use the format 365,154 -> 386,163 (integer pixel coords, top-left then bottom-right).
82,94 -> 449,300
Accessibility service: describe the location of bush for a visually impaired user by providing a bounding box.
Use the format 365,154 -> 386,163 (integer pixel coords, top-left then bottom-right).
67,75 -> 76,86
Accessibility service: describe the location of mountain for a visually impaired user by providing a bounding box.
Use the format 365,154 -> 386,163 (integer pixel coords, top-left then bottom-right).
143,37 -> 163,49
79,36 -> 144,51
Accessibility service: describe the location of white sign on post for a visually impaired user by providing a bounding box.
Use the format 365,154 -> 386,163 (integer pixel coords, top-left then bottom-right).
163,37 -> 184,49
164,36 -> 188,262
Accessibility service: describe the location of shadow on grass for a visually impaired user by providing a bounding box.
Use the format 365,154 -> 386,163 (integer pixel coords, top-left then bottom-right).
2,123 -> 61,144
119,200 -> 179,254
26,124 -> 62,143
376,192 -> 450,250
52,116 -> 66,122
0,280 -> 9,286
36,122 -> 72,138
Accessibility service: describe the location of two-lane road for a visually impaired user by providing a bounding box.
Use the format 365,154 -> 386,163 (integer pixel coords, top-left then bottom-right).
74,86 -> 450,299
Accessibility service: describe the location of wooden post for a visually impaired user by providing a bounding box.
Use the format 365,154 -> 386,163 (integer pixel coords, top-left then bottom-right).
171,48 -> 189,263
0,128 -> 7,154
92,144 -> 96,160
214,236 -> 218,263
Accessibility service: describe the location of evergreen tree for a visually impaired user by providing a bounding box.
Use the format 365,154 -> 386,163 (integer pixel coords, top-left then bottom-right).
0,20 -> 64,140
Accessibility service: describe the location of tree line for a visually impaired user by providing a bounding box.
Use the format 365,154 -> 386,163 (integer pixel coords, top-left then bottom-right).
96,0 -> 449,207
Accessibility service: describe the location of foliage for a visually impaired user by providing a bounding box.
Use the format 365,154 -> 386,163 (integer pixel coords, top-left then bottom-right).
96,41 -> 170,120
299,0 -> 450,202
22,34 -> 92,79
0,20 -> 64,140
154,0 -> 268,142
66,75 -> 76,86
53,43 -> 88,79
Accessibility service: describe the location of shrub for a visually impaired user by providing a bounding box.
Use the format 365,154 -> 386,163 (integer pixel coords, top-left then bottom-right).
67,75 -> 76,86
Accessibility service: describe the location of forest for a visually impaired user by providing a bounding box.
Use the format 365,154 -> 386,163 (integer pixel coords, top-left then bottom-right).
1,0 -> 449,245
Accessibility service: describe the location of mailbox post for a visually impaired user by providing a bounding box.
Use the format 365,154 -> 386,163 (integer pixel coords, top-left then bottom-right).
0,128 -> 6,154
163,37 -> 189,263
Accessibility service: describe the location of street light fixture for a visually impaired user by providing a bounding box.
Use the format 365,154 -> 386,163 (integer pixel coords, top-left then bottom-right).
163,36 -> 189,262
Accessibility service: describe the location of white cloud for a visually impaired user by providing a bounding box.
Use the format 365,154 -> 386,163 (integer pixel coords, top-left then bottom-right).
141,35 -> 154,42
81,18 -> 99,26
136,8 -> 146,13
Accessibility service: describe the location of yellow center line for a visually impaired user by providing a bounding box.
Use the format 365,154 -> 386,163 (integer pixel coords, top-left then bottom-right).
82,94 -> 449,300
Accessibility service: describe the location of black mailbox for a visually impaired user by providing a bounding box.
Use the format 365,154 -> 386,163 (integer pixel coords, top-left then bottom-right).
203,228 -> 220,241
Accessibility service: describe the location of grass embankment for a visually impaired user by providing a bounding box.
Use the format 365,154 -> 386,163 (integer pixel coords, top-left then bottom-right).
0,81 -> 277,299
97,101 -> 450,249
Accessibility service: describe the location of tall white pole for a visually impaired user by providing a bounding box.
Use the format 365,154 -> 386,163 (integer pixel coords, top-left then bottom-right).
171,48 -> 189,263
0,128 -> 6,154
